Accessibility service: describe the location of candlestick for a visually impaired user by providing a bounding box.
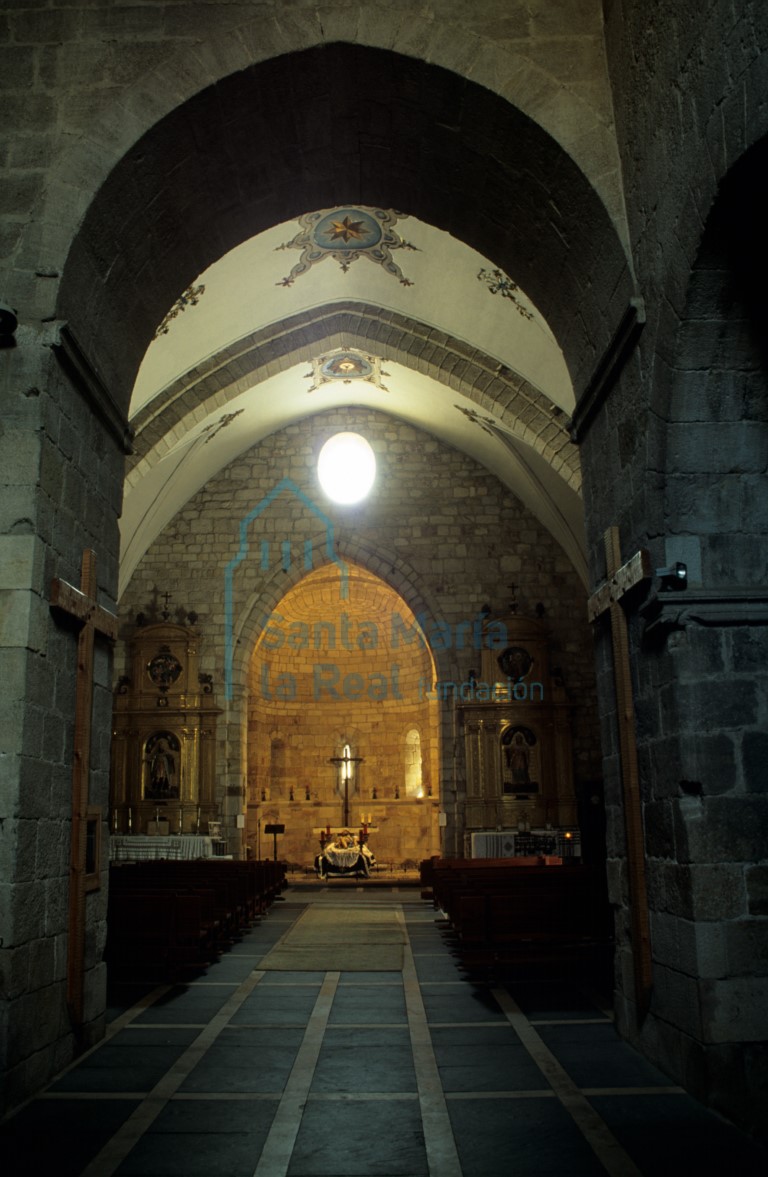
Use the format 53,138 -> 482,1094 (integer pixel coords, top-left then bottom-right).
196,805 -> 201,835
178,806 -> 183,835
128,807 -> 132,832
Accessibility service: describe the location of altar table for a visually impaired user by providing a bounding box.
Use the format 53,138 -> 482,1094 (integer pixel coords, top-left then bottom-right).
315,839 -> 376,878
110,835 -> 213,862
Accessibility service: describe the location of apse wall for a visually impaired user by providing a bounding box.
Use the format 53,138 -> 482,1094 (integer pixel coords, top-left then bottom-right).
247,564 -> 441,868
117,407 -> 602,840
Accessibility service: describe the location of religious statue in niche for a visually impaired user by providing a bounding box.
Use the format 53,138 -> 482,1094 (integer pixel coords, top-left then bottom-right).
501,726 -> 539,794
144,731 -> 180,799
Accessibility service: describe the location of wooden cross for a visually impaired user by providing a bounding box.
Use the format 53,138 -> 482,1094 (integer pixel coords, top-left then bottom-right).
587,527 -> 653,1018
51,550 -> 118,1031
329,749 -> 364,827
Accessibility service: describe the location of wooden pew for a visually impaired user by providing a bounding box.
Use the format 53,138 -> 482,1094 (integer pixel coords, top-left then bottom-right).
106,859 -> 287,984
423,857 -> 612,982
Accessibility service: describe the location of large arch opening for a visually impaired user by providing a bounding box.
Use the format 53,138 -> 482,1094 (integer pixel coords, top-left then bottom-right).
58,43 -> 632,412
246,563 -> 441,868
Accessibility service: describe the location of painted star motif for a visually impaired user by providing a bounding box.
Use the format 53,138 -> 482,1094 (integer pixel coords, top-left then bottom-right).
325,215 -> 368,243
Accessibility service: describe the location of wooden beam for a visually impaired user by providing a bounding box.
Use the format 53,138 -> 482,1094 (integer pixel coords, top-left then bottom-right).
589,527 -> 653,1018
587,547 -> 651,622
51,550 -> 117,1032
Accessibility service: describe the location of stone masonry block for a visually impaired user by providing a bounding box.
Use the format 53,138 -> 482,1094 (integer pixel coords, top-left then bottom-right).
699,976 -> 768,1044
652,962 -> 703,1038
746,866 -> 768,916
659,862 -> 747,921
674,679 -> 757,730
0,589 -> 48,654
723,919 -> 768,977
742,731 -> 768,793
645,799 -> 676,859
730,629 -> 768,675
674,795 -> 768,864
677,731 -> 738,797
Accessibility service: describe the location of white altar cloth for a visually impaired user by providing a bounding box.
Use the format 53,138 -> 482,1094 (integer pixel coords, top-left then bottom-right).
110,835 -> 213,861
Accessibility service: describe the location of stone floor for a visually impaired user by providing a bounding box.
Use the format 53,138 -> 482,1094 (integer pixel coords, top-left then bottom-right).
2,884 -> 766,1176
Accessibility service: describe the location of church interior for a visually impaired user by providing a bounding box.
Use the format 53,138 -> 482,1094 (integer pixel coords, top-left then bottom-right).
1,1 -> 767,1171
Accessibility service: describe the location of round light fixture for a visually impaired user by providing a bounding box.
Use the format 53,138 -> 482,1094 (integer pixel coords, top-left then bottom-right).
317,432 -> 376,504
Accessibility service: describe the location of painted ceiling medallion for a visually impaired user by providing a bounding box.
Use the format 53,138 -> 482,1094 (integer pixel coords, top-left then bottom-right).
306,349 -> 390,393
276,207 -> 418,287
477,268 -> 533,320
154,283 -> 206,337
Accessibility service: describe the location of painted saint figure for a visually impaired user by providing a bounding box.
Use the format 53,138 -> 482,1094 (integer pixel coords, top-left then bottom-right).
145,733 -> 179,798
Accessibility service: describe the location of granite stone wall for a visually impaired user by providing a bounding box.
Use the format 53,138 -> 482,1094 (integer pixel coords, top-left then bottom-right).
586,0 -> 768,1137
0,336 -> 123,1115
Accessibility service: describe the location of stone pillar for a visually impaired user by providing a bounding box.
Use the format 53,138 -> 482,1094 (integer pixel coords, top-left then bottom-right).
0,330 -> 126,1115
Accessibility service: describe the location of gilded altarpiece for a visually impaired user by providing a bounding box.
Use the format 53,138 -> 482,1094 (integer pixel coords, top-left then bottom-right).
460,613 -> 577,833
111,622 -> 221,834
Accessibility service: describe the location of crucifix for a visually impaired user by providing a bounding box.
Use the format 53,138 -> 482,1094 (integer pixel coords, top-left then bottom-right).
587,526 -> 653,1018
51,549 -> 118,1032
329,746 -> 364,827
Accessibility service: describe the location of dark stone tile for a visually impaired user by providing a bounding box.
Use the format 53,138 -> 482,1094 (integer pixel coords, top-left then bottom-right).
230,988 -> 320,1025
111,1027 -> 202,1047
447,1096 -> 607,1177
203,957 -> 264,981
117,1099 -> 276,1176
589,1093 -> 768,1175
289,1098 -> 427,1175
339,971 -> 404,984
509,982 -> 610,1021
180,1028 -> 305,1093
312,1027 -> 416,1092
421,987 -> 506,1024
0,1098 -> 140,1177
329,985 -> 406,1024
413,955 -> 466,982
151,1098 -> 278,1134
135,985 -> 235,1024
259,972 -> 326,985
50,1042 -> 190,1093
536,1023 -> 672,1088
431,1025 -> 547,1092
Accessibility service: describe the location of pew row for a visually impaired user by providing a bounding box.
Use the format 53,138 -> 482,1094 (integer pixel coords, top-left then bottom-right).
106,858 -> 286,983
422,857 -> 613,982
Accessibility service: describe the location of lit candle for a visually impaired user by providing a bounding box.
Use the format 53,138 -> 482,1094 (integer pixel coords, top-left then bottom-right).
128,807 -> 132,832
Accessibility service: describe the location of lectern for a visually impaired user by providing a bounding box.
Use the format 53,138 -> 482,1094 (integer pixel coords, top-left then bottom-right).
264,823 -> 285,861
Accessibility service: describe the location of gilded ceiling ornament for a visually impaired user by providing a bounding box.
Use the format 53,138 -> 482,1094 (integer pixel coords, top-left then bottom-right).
154,283 -> 206,337
477,268 -> 533,319
276,207 -> 418,286
455,404 -> 498,436
305,348 -> 390,393
201,409 -> 244,443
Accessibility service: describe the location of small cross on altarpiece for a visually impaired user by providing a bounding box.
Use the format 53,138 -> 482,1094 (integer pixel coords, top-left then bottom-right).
588,527 -> 653,1017
51,549 -> 118,1031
